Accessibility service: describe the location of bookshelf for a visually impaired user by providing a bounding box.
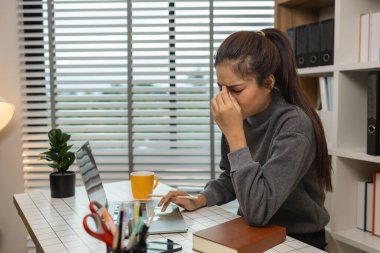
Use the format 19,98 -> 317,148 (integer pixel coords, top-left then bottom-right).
275,0 -> 380,253
297,65 -> 335,77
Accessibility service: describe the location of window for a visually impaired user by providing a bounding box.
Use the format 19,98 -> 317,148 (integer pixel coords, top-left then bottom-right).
19,0 -> 274,191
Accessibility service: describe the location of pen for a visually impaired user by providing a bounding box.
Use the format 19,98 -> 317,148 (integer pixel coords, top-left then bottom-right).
99,206 -> 116,235
134,201 -> 140,222
126,217 -> 144,250
117,204 -> 124,250
147,212 -> 154,227
128,218 -> 133,238
138,224 -> 149,245
121,207 -> 128,241
147,194 -> 198,200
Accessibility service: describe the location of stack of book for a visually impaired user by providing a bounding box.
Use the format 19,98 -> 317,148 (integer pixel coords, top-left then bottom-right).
359,12 -> 380,63
356,172 -> 380,236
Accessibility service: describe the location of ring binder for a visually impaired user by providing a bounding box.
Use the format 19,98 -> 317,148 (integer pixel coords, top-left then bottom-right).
296,25 -> 308,68
287,27 -> 296,53
320,19 -> 334,66
307,22 -> 321,67
367,71 -> 380,155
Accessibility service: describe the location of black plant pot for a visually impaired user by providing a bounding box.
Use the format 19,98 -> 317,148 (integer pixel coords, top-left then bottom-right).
50,171 -> 76,198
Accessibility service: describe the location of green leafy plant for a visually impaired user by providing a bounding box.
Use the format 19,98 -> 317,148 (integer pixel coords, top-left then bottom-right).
40,129 -> 75,174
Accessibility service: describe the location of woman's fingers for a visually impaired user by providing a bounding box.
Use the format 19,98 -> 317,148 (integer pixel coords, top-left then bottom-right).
157,191 -> 175,206
213,87 -> 232,112
157,191 -> 189,212
161,199 -> 172,212
220,86 -> 231,106
215,92 -> 224,107
211,97 -> 218,116
215,86 -> 234,111
229,92 -> 241,112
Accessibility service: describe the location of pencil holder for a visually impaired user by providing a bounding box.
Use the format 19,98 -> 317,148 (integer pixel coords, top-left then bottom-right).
106,245 -> 147,253
106,239 -> 182,253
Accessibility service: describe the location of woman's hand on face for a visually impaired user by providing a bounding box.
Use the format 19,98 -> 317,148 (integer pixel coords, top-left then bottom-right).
212,86 -> 246,150
157,191 -> 207,212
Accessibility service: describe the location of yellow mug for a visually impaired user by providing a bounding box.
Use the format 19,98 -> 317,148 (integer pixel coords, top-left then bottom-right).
130,171 -> 159,199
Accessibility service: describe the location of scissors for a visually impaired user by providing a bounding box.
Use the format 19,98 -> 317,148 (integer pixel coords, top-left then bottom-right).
83,202 -> 114,247
88,201 -> 106,217
89,201 -> 116,233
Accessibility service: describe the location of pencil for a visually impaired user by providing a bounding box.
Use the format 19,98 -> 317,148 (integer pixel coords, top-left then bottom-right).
147,194 -> 198,200
117,206 -> 124,250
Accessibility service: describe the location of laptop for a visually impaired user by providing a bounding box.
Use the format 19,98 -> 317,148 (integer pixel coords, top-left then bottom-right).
75,141 -> 188,234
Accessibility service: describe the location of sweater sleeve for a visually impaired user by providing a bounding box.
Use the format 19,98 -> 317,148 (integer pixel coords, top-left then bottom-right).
228,131 -> 315,226
200,135 -> 236,206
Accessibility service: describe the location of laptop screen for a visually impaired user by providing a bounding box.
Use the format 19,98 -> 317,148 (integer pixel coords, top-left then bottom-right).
75,142 -> 188,234
75,141 -> 108,207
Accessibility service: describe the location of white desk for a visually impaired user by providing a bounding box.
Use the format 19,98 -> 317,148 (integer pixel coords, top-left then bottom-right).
14,181 -> 325,253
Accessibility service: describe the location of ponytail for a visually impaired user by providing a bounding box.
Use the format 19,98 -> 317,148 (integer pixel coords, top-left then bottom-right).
215,29 -> 332,191
263,28 -> 332,191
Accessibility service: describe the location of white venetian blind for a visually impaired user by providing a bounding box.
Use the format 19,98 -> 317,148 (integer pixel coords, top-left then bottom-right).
18,0 -> 274,191
131,0 -> 211,188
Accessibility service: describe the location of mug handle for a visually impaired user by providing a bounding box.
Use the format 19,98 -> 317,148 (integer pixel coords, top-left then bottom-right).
153,175 -> 159,189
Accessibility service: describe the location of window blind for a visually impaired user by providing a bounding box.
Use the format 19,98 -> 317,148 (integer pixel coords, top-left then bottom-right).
19,0 -> 274,191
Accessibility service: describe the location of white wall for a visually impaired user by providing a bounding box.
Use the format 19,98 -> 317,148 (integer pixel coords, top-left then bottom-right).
0,0 -> 28,252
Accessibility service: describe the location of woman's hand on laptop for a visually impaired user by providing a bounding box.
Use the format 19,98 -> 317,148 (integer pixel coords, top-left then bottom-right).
157,191 -> 207,212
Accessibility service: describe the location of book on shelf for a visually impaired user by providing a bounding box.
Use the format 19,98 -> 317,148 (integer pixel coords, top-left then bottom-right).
326,76 -> 333,111
357,181 -> 366,230
192,217 -> 286,253
366,181 -> 374,233
370,12 -> 380,62
355,179 -> 379,233
373,172 -> 380,236
359,11 -> 380,62
356,180 -> 374,232
359,13 -> 370,63
317,76 -> 333,112
318,77 -> 328,111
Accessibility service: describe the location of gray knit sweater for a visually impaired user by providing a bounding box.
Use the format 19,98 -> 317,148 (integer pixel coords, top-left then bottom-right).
201,92 -> 330,234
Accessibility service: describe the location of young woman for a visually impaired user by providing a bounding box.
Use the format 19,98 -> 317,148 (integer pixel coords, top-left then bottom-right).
158,28 -> 332,250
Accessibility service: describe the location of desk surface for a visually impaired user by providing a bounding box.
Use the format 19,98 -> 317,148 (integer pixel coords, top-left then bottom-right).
14,181 -> 325,253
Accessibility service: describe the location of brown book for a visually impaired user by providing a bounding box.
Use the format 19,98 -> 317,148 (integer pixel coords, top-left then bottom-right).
193,217 -> 286,253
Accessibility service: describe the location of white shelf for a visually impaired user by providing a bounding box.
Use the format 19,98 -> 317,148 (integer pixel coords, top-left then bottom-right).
297,65 -> 335,77
339,62 -> 380,72
327,144 -> 335,155
328,147 -> 380,164
297,62 -> 380,77
333,229 -> 380,253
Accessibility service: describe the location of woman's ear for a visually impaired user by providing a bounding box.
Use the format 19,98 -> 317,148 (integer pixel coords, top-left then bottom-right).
264,74 -> 275,93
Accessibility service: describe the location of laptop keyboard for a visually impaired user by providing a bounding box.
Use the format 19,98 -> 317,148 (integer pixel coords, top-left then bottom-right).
111,202 -> 150,225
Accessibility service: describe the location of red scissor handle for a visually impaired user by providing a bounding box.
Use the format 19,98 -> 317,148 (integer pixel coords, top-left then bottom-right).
89,201 -> 103,215
83,214 -> 113,247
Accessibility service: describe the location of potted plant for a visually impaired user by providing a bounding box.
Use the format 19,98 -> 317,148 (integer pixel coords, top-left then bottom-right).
40,129 -> 76,198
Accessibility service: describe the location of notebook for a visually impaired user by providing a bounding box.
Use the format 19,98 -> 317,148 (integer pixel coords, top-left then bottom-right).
193,217 -> 286,253
75,141 -> 188,234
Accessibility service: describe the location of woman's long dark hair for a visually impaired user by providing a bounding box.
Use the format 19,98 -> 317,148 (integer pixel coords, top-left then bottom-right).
215,29 -> 332,191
